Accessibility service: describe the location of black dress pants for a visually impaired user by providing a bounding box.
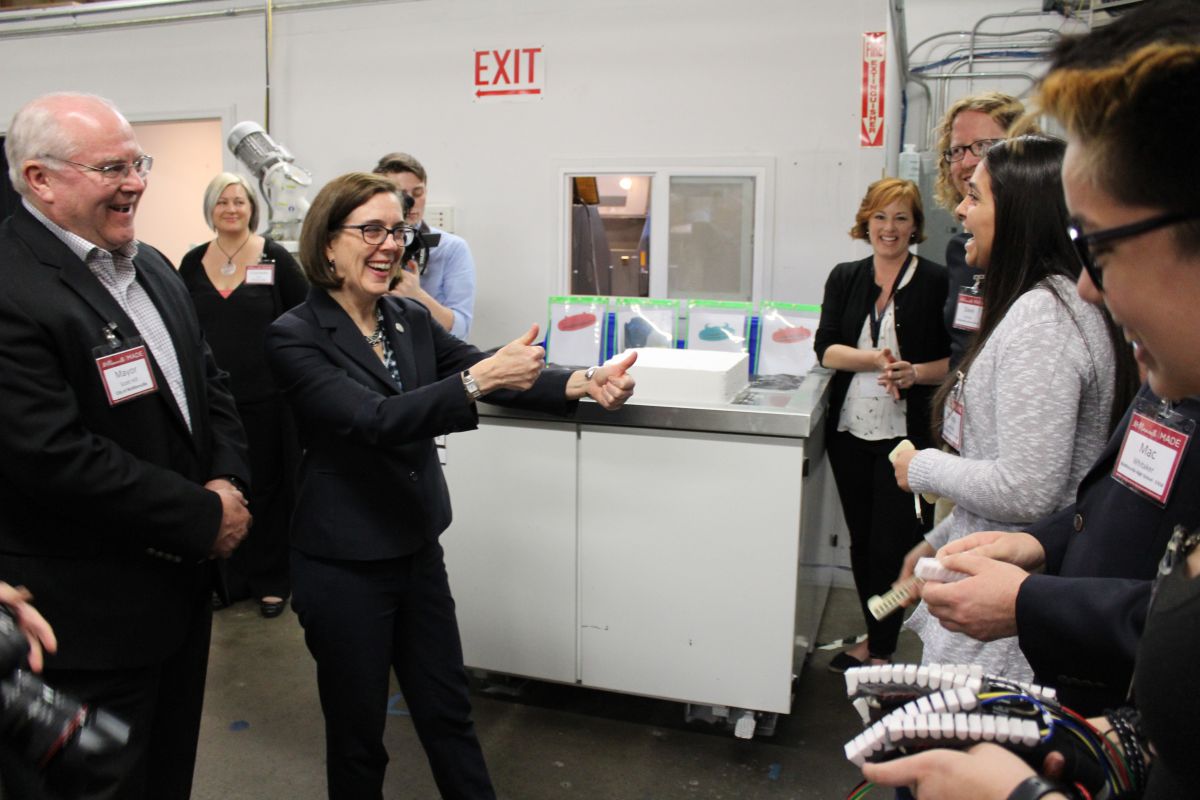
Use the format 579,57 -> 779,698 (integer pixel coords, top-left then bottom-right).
222,398 -> 296,602
827,430 -> 928,658
290,542 -> 495,800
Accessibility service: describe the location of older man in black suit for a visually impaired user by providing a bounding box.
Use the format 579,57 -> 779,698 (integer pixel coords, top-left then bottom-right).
0,92 -> 251,799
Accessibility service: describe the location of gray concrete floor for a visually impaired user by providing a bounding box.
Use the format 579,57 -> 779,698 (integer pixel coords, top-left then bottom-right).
193,587 -> 920,800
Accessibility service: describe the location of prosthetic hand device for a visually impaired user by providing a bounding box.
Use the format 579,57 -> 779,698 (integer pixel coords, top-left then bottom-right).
843,663 -> 1130,799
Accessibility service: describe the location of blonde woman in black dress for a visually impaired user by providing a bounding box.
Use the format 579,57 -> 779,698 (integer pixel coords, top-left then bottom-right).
180,172 -> 308,617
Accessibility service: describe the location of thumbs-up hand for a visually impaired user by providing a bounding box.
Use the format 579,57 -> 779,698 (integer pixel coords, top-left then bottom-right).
470,324 -> 546,394
584,350 -> 637,410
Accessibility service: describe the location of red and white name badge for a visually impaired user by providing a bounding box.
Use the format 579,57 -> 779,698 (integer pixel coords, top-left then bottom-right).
244,262 -> 275,285
96,345 -> 158,405
953,292 -> 983,331
1113,412 -> 1190,504
942,398 -> 964,451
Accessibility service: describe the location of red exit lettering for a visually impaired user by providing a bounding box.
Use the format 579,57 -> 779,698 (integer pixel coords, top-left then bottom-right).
474,47 -> 544,99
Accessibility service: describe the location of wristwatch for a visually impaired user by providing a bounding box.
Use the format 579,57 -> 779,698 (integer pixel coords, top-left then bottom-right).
461,370 -> 482,401
1006,776 -> 1066,800
217,475 -> 247,493
585,366 -> 598,381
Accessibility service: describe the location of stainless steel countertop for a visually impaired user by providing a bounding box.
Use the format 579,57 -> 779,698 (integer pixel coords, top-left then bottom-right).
478,368 -> 834,439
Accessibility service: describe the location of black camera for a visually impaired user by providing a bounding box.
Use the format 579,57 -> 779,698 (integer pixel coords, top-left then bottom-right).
395,191 -> 442,282
0,606 -> 129,794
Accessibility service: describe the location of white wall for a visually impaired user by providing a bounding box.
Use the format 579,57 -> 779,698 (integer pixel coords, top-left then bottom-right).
2,0 -> 904,347
1,0 -> 1092,347
899,0 -> 1087,151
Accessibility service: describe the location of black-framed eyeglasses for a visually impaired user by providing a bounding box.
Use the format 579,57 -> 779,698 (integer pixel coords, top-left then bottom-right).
1067,211 -> 1200,291
338,223 -> 416,247
48,154 -> 153,182
942,138 -> 1002,163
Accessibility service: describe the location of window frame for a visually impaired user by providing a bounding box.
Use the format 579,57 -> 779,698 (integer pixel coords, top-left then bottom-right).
555,157 -> 774,302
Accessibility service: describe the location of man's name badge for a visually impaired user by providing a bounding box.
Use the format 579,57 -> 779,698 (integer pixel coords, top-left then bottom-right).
245,262 -> 275,285
96,345 -> 158,405
952,292 -> 983,332
1113,411 -> 1190,505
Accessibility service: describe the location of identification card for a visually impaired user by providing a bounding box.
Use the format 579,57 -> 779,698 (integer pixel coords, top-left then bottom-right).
942,398 -> 964,451
1113,408 -> 1193,505
244,261 -> 275,285
96,344 -> 159,405
952,291 -> 983,331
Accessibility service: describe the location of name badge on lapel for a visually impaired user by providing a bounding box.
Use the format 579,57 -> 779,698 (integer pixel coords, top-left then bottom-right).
93,323 -> 159,406
953,274 -> 984,332
244,260 -> 275,286
1112,397 -> 1194,506
941,370 -> 966,452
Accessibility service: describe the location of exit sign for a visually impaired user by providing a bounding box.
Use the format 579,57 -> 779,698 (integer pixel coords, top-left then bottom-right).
474,47 -> 544,101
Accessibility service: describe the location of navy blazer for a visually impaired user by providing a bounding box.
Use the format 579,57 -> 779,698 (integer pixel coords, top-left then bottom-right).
0,204 -> 249,669
266,288 -> 573,561
814,255 -> 951,447
1017,385 -> 1200,713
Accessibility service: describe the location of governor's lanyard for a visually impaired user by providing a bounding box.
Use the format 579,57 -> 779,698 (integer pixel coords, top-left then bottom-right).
869,254 -> 913,348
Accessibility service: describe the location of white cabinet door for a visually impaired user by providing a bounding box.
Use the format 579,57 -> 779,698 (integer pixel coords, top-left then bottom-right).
577,425 -> 804,713
441,419 -> 579,683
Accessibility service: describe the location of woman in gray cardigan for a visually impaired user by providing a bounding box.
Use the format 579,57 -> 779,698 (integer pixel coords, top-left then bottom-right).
892,135 -> 1138,679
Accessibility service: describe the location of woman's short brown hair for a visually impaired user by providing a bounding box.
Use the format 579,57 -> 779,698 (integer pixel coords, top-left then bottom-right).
299,172 -> 401,289
848,178 -> 926,244
1038,41 -> 1200,251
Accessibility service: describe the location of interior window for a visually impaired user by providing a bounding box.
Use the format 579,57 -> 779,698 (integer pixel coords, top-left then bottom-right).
567,170 -> 757,301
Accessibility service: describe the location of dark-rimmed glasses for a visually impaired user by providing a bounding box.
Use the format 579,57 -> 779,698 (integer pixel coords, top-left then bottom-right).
1068,211 -> 1200,290
942,139 -> 1002,163
338,224 -> 416,247
48,154 -> 153,183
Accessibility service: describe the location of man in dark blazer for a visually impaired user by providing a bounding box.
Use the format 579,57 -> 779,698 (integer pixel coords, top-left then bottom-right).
0,92 -> 251,799
917,385 -> 1200,714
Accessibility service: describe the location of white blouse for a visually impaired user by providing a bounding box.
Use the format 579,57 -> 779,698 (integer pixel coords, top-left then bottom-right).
836,265 -> 915,440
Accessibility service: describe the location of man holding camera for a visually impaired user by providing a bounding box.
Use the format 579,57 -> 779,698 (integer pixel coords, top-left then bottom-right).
0,92 -> 251,800
373,152 -> 477,339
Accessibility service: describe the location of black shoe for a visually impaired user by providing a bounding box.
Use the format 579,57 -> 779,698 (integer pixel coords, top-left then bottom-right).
211,592 -> 232,611
259,598 -> 287,618
828,651 -> 865,674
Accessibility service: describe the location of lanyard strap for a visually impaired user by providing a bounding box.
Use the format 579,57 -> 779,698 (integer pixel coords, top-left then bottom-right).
869,254 -> 913,348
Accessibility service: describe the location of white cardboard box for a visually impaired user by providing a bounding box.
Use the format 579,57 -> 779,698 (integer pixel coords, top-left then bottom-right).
608,347 -> 748,406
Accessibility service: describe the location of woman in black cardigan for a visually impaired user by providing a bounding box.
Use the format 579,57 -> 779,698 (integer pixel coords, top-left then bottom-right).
814,178 -> 951,670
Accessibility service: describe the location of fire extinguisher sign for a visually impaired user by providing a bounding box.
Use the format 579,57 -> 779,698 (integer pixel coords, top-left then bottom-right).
861,32 -> 886,148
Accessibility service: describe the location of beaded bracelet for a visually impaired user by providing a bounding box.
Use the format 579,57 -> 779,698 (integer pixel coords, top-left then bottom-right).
1105,706 -> 1147,791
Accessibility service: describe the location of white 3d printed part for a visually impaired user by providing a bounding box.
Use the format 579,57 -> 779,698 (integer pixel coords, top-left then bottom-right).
607,347 -> 749,405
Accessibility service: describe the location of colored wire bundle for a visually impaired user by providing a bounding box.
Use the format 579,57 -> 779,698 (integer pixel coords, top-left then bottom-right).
843,670 -> 1141,799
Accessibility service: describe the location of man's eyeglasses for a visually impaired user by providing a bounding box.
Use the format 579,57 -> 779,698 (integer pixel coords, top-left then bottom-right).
49,154 -> 154,183
1067,211 -> 1200,291
339,224 -> 416,247
942,139 -> 1003,163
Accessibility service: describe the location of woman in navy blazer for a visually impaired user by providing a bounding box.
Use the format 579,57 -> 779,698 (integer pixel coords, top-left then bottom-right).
265,173 -> 633,800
